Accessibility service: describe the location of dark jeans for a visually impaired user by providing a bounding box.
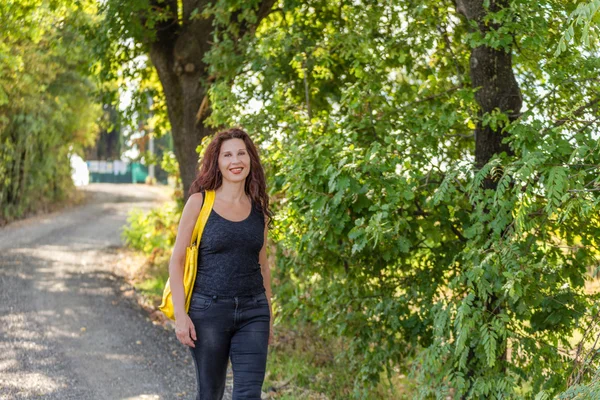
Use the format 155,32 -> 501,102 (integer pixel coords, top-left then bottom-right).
188,291 -> 270,400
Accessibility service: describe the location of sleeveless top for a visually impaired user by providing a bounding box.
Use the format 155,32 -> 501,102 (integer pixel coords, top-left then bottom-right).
193,192 -> 266,296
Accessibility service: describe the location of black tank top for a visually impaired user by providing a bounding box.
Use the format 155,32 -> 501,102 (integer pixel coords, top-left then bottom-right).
193,192 -> 265,296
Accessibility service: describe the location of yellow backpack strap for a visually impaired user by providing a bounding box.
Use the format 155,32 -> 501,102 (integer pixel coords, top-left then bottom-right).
189,190 -> 216,247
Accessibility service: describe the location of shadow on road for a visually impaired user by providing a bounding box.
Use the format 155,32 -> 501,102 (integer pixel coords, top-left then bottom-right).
0,184 -> 196,399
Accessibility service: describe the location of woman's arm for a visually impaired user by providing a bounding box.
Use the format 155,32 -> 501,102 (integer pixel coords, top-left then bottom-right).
169,192 -> 204,347
258,216 -> 274,344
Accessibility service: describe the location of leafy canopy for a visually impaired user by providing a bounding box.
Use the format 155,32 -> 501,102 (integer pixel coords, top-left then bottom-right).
204,0 -> 600,398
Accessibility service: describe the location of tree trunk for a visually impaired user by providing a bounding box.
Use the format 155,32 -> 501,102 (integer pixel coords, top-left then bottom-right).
455,0 -> 523,394
146,0 -> 275,201
456,0 -> 522,172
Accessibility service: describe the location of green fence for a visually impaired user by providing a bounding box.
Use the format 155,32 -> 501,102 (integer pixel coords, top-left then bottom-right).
87,161 -> 149,184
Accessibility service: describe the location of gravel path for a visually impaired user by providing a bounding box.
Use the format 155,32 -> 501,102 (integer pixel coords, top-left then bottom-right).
0,184 -> 232,400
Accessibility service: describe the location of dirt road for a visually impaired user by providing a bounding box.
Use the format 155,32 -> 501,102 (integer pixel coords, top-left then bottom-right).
0,184 -> 229,399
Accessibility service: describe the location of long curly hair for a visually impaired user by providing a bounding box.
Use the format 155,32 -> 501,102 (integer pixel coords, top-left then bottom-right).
189,128 -> 273,227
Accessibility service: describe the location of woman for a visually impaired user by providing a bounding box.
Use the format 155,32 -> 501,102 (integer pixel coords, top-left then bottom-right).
168,128 -> 274,400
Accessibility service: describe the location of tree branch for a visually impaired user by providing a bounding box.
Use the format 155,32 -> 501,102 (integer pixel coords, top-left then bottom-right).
235,0 -> 277,38
551,97 -> 600,130
147,0 -> 180,47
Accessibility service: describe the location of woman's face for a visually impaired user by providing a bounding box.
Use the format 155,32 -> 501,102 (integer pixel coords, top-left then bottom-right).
218,138 -> 251,183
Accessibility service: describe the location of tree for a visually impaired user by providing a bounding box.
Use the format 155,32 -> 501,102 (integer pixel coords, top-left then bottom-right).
0,0 -> 100,222
453,0 -> 523,392
98,0 -> 276,198
205,0 -> 600,397
86,104 -> 123,161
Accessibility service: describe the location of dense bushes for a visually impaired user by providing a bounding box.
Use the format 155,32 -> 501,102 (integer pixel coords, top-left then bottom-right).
122,202 -> 180,263
0,1 -> 100,222
203,1 -> 600,398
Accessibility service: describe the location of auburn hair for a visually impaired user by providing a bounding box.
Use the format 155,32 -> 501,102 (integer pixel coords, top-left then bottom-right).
189,128 -> 273,227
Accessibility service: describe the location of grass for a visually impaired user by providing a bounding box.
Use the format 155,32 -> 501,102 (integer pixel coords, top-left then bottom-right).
262,322 -> 415,399
136,275 -> 169,297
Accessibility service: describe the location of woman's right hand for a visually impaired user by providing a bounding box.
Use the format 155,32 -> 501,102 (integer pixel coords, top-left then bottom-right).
175,314 -> 197,348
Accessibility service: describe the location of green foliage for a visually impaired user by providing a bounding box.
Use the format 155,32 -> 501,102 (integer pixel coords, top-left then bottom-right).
556,0 -> 600,56
160,151 -> 179,178
203,0 -> 600,398
104,0 -> 600,397
122,202 -> 180,256
0,0 -> 101,221
264,322 -> 414,399
121,201 -> 181,297
93,0 -> 173,152
157,150 -> 185,201
557,369 -> 600,399
121,199 -> 182,299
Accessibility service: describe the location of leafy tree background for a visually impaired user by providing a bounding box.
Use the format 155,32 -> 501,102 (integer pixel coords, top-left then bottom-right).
111,0 -> 600,398
201,0 -> 600,398
0,0 -> 101,222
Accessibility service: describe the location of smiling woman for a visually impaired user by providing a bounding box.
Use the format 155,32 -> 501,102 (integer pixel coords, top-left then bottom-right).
166,127 -> 275,399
